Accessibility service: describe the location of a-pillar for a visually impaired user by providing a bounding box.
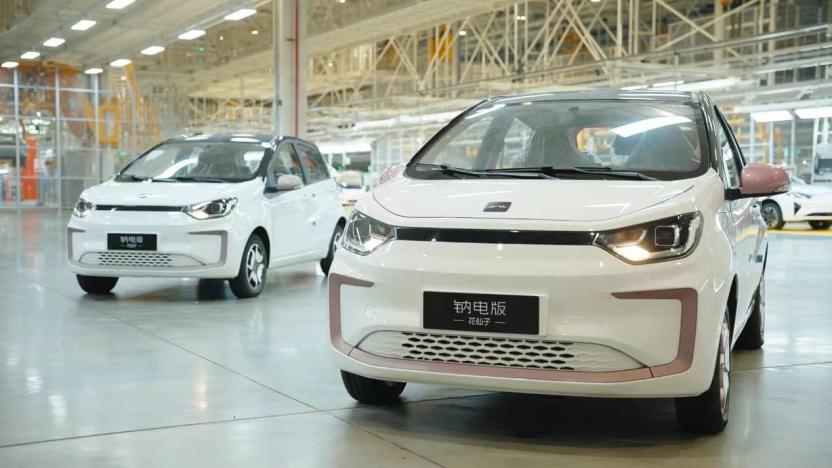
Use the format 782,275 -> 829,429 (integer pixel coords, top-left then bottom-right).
272,0 -> 306,138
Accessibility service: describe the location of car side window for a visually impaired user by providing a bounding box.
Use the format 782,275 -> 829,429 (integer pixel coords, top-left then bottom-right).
270,145 -> 304,185
295,144 -> 329,184
714,110 -> 741,188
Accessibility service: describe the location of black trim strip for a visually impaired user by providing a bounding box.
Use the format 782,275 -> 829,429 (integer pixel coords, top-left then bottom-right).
96,205 -> 184,212
395,227 -> 597,245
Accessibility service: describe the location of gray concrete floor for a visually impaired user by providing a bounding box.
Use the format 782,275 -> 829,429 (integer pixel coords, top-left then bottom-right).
1,211 -> 831,468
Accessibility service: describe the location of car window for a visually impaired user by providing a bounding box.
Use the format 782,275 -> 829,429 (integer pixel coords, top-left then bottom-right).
295,144 -> 329,184
270,145 -> 304,183
714,110 -> 741,188
119,141 -> 267,182
496,118 -> 535,169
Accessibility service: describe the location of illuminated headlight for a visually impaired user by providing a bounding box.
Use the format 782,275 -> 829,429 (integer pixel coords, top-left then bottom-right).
792,192 -> 812,199
595,212 -> 703,264
341,211 -> 396,255
73,197 -> 95,218
185,197 -> 237,220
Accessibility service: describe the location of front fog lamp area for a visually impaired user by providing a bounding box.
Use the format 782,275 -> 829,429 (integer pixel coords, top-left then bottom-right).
73,198 -> 95,218
342,211 -> 396,255
185,197 -> 237,220
595,212 -> 703,264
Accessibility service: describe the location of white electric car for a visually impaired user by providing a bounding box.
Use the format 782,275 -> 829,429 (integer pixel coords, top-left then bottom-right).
761,175 -> 832,230
328,91 -> 790,433
67,134 -> 345,298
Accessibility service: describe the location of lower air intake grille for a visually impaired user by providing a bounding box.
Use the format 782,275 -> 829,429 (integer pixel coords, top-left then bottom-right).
357,331 -> 643,372
80,252 -> 201,268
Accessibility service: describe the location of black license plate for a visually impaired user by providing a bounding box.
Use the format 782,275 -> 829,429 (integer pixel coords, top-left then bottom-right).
107,233 -> 157,251
423,291 -> 539,334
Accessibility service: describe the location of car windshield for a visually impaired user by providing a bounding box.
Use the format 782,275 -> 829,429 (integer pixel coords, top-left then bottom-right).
118,140 -> 268,182
409,99 -> 708,181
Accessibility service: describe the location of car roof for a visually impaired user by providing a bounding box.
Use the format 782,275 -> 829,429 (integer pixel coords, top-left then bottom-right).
165,133 -> 317,147
489,90 -> 700,106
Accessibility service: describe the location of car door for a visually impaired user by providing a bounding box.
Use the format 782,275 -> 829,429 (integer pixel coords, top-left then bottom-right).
293,142 -> 340,256
714,107 -> 758,324
264,143 -> 315,264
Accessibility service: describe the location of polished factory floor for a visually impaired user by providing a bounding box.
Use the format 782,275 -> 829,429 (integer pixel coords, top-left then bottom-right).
1,211 -> 831,468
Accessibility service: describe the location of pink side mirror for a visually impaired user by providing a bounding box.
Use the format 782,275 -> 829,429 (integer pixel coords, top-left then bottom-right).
379,164 -> 405,185
737,163 -> 790,198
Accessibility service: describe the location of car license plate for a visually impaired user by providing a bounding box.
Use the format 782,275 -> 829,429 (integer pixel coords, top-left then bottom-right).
107,233 -> 157,251
423,291 -> 539,334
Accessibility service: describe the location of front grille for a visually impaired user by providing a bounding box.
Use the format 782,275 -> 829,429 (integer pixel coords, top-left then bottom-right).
358,331 -> 644,372
80,252 -> 201,268
96,205 -> 183,212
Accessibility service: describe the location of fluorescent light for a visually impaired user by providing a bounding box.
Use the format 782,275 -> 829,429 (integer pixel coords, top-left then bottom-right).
652,80 -> 684,88
611,116 -> 691,138
43,37 -> 65,47
622,84 -> 647,90
795,107 -> 832,119
1,61 -> 18,69
110,58 -> 132,67
458,30 -> 467,36
676,78 -> 740,92
105,0 -> 135,9
515,15 -> 527,21
590,0 -> 602,2
751,110 -> 792,123
84,68 -> 103,75
141,46 -> 165,56
224,8 -> 256,21
20,51 -> 40,60
251,29 -> 259,35
178,29 -> 205,40
71,19 -> 96,31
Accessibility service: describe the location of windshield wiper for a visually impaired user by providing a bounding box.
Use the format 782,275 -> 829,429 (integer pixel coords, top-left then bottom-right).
151,176 -> 228,183
411,163 -> 551,179
498,166 -> 658,181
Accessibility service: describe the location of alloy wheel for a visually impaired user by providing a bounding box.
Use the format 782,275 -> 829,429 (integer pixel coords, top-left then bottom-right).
245,243 -> 265,289
718,316 -> 731,419
760,204 -> 780,229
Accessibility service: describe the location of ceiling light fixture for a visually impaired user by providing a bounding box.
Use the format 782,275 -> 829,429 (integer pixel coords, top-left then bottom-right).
178,29 -> 205,40
20,51 -> 41,60
1,61 -> 19,69
224,8 -> 256,21
795,107 -> 832,119
43,37 -> 66,47
71,19 -> 96,31
105,0 -> 135,9
458,30 -> 467,36
110,58 -> 132,67
85,67 -> 104,75
251,29 -> 259,35
516,15 -> 527,21
141,45 -> 165,55
750,110 -> 792,123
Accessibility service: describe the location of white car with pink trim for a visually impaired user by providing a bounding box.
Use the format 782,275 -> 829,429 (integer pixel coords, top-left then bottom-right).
328,91 -> 789,433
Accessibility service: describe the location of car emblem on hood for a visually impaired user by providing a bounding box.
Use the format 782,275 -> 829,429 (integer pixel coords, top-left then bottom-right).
484,201 -> 512,212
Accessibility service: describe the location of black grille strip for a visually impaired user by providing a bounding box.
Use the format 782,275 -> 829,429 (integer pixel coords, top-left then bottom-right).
395,227 -> 597,245
96,205 -> 184,212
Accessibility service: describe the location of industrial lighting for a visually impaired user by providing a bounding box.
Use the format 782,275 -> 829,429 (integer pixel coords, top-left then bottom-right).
676,78 -> 740,92
141,45 -> 165,55
611,116 -> 691,138
458,30 -> 467,36
251,29 -> 259,35
84,67 -> 103,75
71,19 -> 96,31
621,84 -> 647,90
43,37 -> 66,47
20,51 -> 40,60
105,0 -> 135,9
110,58 -> 132,67
795,107 -> 832,119
652,80 -> 684,88
178,29 -> 205,40
224,8 -> 256,21
750,110 -> 792,123
1,61 -> 18,69
515,15 -> 527,21
590,0 -> 602,2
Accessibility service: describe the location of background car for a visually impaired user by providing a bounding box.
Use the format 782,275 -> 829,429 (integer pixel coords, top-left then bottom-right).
762,175 -> 832,230
67,134 -> 346,298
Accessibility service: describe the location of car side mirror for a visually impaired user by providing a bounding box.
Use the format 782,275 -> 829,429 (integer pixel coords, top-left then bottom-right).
726,164 -> 790,200
276,174 -> 303,191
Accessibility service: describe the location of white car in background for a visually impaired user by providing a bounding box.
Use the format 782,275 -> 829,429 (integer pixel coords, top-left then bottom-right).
761,175 -> 832,230
329,91 -> 790,434
335,170 -> 368,209
67,134 -> 345,298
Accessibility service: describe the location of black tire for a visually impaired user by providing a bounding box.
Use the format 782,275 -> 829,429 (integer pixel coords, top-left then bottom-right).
319,224 -> 344,276
76,275 -> 118,294
736,278 -> 765,350
341,371 -> 405,404
760,201 -> 784,230
229,234 -> 268,299
808,221 -> 831,230
675,311 -> 731,434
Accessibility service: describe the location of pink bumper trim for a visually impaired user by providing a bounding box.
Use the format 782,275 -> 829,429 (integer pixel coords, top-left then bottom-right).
329,273 -> 696,383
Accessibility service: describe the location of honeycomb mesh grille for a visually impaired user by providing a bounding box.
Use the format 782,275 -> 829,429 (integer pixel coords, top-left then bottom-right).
358,331 -> 643,372
80,251 -> 202,268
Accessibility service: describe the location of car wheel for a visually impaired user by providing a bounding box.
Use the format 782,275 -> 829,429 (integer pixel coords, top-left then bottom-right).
229,234 -> 268,299
319,224 -> 344,276
760,201 -> 784,230
341,371 -> 405,404
736,277 -> 765,350
76,275 -> 118,294
675,310 -> 731,434
808,221 -> 831,230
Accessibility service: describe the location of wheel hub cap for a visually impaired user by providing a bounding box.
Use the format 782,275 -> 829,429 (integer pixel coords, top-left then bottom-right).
246,244 -> 265,289
719,316 -> 731,418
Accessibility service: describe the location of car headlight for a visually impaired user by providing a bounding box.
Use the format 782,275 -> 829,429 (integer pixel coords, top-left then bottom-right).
595,212 -> 703,264
73,197 -> 95,218
341,211 -> 396,255
792,192 -> 812,199
185,197 -> 237,220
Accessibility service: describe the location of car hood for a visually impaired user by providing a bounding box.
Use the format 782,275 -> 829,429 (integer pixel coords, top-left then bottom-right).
81,179 -> 258,206
373,176 -> 695,222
